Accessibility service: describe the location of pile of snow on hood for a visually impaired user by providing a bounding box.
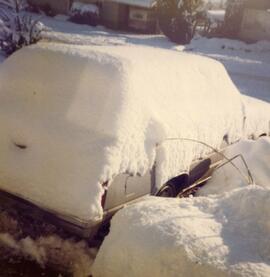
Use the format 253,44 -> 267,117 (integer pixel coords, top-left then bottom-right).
93,186 -> 270,277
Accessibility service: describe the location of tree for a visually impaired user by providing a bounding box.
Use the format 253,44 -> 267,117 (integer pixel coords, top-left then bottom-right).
0,0 -> 27,11
157,0 -> 204,44
178,0 -> 204,16
0,0 -> 43,56
224,0 -> 246,37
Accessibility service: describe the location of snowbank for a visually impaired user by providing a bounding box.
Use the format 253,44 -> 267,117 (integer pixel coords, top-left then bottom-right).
0,209 -> 96,276
0,233 -> 95,276
243,96 -> 270,138
0,43 -> 244,222
198,137 -> 270,196
187,37 -> 270,53
93,186 -> 270,277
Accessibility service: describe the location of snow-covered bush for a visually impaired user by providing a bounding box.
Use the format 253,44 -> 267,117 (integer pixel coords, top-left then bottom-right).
69,1 -> 99,27
201,10 -> 225,36
157,0 -> 204,44
0,0 -> 43,56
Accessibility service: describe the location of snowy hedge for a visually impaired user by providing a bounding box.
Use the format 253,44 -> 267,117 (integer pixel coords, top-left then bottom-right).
69,2 -> 99,26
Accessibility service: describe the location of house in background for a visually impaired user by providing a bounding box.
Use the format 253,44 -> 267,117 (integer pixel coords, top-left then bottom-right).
28,0 -> 157,33
240,0 -> 270,42
28,0 -> 71,15
101,0 -> 156,32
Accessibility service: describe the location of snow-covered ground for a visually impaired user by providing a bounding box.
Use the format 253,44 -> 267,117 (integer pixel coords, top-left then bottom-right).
186,37 -> 270,103
0,13 -> 270,277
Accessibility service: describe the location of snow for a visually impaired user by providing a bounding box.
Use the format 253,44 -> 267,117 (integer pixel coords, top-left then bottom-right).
0,42 -> 245,222
0,207 -> 98,276
187,37 -> 270,53
34,15 -> 270,103
185,37 -> 270,103
198,137 -> 270,196
0,12 -> 270,225
243,96 -> 270,138
93,185 -> 270,277
0,13 -> 270,275
35,14 -> 270,105
206,10 -> 225,23
53,14 -> 69,21
0,233 -> 95,276
70,2 -> 99,16
113,0 -> 156,8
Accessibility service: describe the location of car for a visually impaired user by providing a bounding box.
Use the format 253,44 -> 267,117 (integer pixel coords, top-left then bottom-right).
0,43 -> 269,240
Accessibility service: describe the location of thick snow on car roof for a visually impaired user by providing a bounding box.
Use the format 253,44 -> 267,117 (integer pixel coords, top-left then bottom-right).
0,43 -> 244,222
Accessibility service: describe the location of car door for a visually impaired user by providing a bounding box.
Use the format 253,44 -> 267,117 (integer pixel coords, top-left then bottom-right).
104,171 -> 152,211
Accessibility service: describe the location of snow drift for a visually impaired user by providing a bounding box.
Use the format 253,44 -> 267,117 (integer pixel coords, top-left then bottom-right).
243,96 -> 270,139
0,232 -> 96,277
186,37 -> 270,53
93,186 -> 270,277
0,42 -> 245,222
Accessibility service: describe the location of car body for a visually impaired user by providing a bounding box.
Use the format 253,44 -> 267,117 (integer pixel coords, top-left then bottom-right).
0,43 -> 269,239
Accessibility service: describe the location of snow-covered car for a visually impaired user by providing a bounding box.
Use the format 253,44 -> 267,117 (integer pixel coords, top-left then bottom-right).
0,43 -> 269,239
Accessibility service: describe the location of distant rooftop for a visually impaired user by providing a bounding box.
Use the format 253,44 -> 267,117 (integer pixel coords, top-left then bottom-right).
111,0 -> 156,8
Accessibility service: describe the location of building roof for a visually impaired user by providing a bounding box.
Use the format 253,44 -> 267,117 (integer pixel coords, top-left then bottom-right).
112,0 -> 156,8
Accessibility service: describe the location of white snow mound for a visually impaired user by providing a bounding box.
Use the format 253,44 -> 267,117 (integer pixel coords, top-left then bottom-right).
187,37 -> 270,53
198,137 -> 270,196
206,10 -> 225,24
0,233 -> 96,277
243,96 -> 270,139
0,43 -> 244,222
93,186 -> 270,277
